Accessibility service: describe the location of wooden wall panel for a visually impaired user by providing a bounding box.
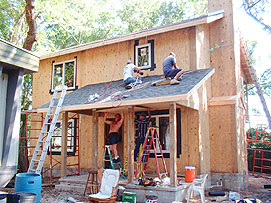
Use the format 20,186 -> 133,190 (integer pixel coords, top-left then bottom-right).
33,27 -> 196,109
209,105 -> 238,173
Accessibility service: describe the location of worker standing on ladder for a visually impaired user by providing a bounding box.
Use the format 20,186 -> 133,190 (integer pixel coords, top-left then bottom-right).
134,109 -> 151,162
104,112 -> 124,163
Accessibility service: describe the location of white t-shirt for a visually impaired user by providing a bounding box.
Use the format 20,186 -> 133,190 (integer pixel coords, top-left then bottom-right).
123,63 -> 136,80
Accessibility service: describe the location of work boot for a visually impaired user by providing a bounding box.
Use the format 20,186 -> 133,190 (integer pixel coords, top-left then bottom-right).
170,78 -> 180,85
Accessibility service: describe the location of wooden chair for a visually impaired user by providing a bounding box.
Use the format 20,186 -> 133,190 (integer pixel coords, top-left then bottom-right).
88,168 -> 121,203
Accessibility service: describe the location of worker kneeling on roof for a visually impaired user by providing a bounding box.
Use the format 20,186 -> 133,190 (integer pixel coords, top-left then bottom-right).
123,60 -> 143,85
163,52 -> 184,85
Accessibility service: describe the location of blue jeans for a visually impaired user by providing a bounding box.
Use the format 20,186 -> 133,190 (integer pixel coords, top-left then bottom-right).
124,77 -> 140,85
134,136 -> 145,161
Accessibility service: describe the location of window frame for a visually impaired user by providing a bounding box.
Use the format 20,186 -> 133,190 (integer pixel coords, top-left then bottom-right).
135,109 -> 181,158
150,114 -> 170,154
135,43 -> 152,70
51,59 -> 77,91
47,118 -> 77,156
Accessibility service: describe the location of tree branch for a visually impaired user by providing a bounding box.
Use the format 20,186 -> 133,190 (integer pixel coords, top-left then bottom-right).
23,0 -> 37,50
242,0 -> 271,33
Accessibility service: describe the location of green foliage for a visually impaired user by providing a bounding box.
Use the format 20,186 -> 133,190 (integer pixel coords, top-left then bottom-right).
243,0 -> 271,33
247,128 -> 271,150
247,127 -> 271,172
0,0 -> 26,45
118,0 -> 207,33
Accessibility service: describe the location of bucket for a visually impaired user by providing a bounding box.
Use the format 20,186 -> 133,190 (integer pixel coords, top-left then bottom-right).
16,192 -> 37,203
146,195 -> 158,203
122,192 -> 136,203
15,173 -> 42,203
185,166 -> 196,183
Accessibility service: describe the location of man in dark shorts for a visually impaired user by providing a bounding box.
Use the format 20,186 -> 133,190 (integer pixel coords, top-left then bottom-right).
163,52 -> 184,85
134,109 -> 151,162
104,112 -> 124,163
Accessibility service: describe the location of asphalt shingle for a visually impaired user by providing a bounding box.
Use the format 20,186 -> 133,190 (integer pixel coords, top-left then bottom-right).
39,68 -> 214,109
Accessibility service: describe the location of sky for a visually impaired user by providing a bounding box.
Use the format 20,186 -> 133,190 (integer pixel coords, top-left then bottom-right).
237,5 -> 271,128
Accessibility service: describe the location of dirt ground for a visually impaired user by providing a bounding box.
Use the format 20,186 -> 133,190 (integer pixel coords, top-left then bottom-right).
1,175 -> 271,202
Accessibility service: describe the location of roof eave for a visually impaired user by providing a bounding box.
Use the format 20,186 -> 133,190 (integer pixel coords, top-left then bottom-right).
0,39 -> 39,72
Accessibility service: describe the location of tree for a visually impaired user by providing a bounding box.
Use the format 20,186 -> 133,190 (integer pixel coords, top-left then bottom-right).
242,0 -> 271,33
118,0 -> 207,33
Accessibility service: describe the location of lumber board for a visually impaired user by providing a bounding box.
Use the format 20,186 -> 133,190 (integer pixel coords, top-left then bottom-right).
127,106 -> 134,182
209,95 -> 237,106
92,110 -> 98,170
61,112 -> 68,177
169,102 -> 177,186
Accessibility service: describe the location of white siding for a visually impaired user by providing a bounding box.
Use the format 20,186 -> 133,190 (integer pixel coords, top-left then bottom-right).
0,73 -> 8,166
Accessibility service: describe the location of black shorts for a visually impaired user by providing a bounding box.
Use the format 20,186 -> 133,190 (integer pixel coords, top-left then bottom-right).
109,132 -> 118,145
165,69 -> 183,78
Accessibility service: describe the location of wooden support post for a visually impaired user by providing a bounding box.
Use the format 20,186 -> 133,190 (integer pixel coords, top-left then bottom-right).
61,112 -> 68,177
169,102 -> 177,187
127,106 -> 134,182
92,109 -> 98,171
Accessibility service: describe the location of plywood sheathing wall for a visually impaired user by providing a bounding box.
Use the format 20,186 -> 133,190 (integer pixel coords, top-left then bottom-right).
33,27 -> 196,109
32,27 -> 199,171
208,0 -> 246,174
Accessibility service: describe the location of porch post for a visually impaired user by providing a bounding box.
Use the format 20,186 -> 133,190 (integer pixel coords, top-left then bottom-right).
92,109 -> 98,170
169,102 -> 177,186
127,106 -> 135,182
61,112 -> 68,177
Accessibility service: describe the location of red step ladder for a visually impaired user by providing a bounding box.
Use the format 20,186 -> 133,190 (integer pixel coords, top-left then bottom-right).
134,127 -> 168,179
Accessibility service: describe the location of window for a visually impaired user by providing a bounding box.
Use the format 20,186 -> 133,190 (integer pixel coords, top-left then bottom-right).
150,115 -> 170,153
135,43 -> 151,69
135,109 -> 181,158
52,59 -> 76,91
48,119 -> 77,155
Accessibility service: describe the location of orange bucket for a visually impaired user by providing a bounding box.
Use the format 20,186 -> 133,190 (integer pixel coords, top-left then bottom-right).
185,166 -> 196,182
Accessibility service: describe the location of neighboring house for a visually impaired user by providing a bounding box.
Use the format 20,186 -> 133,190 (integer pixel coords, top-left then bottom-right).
31,0 -> 252,193
0,39 -> 39,187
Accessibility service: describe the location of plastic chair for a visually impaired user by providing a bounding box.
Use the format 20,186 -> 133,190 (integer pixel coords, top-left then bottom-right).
186,174 -> 208,203
88,168 -> 120,203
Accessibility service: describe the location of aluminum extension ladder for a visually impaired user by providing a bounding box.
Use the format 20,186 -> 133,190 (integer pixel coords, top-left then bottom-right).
249,66 -> 271,129
28,86 -> 68,174
134,127 -> 168,179
102,145 -> 126,178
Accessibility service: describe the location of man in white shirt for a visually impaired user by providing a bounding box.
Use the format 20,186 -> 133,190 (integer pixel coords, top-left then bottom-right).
123,60 -> 143,85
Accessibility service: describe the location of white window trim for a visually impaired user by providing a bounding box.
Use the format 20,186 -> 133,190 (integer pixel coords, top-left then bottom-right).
151,114 -> 170,154
135,43 -> 151,70
52,59 -> 77,91
50,119 -> 75,153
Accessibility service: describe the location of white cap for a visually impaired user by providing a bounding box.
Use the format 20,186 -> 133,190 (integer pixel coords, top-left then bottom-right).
127,60 -> 132,64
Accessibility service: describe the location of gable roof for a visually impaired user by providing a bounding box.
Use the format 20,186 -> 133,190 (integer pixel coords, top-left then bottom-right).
38,68 -> 215,112
40,10 -> 224,60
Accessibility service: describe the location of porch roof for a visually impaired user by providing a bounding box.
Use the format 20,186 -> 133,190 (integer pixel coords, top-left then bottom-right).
37,68 -> 214,113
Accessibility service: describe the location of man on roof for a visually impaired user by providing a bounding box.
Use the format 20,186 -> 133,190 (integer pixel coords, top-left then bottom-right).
104,112 -> 124,163
123,60 -> 143,86
163,52 -> 184,85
